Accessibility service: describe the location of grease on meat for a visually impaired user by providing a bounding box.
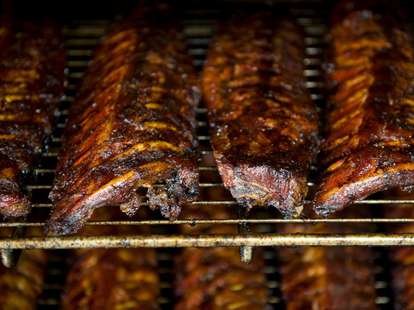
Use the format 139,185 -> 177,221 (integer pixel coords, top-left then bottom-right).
0,21 -> 64,217
314,0 -> 414,216
202,12 -> 319,217
48,7 -> 199,235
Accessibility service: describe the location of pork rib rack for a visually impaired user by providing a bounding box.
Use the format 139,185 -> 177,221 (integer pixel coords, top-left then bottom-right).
48,7 -> 199,235
314,0 -> 414,216
0,21 -> 64,218
202,12 -> 318,217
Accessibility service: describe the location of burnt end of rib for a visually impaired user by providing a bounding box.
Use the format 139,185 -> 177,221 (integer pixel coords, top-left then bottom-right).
203,13 -> 318,217
389,244 -> 414,310
48,11 -> 199,234
0,148 -> 32,217
215,155 -> 307,217
314,3 -> 414,215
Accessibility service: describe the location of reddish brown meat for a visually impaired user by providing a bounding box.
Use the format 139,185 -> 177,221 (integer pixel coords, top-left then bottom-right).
314,0 -> 414,216
202,12 -> 318,218
0,21 -> 64,217
175,198 -> 270,310
62,248 -> 160,310
0,250 -> 48,309
62,208 -> 160,309
279,221 -> 378,310
48,6 -> 199,235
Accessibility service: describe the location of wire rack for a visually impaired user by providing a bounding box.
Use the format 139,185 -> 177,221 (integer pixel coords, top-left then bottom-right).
1,1 -> 414,267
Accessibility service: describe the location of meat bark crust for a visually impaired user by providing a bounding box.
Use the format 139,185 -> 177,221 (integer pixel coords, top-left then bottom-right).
0,21 -> 64,218
48,6 -> 199,235
202,12 -> 319,217
314,0 -> 414,216
0,249 -> 48,308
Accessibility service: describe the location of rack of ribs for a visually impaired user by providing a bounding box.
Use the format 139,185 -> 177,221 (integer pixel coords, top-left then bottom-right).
48,5 -> 199,235
314,0 -> 414,216
0,20 -> 64,217
202,11 -> 319,218
278,219 -> 378,310
175,190 -> 270,310
0,249 -> 48,309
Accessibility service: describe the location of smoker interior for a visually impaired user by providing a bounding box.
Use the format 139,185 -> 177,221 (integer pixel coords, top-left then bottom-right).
2,0 -> 414,250
0,0 -> 412,308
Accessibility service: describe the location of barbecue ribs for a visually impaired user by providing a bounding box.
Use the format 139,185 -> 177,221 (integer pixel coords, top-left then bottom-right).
0,21 -> 64,217
202,12 -> 318,217
48,7 -> 199,234
314,0 -> 414,216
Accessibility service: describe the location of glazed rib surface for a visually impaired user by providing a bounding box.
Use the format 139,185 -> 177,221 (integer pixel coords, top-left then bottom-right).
175,193 -> 270,310
0,20 -> 64,217
48,7 -> 199,235
314,0 -> 414,216
202,12 -> 318,217
279,221 -> 377,310
0,249 -> 48,309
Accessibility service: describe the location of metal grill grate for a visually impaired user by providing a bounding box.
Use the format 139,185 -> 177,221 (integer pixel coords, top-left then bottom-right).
0,3 -> 396,308
1,2 -> 414,255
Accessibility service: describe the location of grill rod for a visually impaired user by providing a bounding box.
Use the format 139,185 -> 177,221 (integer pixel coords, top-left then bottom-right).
2,233 -> 414,249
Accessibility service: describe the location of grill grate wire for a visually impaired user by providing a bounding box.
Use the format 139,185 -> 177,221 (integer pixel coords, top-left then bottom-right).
0,2 -> 398,308
0,3 -> 413,250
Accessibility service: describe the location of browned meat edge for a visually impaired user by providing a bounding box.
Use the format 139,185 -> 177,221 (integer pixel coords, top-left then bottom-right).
202,12 -> 318,218
314,0 -> 414,216
47,6 -> 199,235
0,20 -> 64,217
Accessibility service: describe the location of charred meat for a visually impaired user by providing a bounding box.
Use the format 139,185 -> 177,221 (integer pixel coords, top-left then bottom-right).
202,12 -> 318,217
0,21 -> 64,217
48,7 -> 199,235
62,248 -> 160,310
314,0 -> 414,216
